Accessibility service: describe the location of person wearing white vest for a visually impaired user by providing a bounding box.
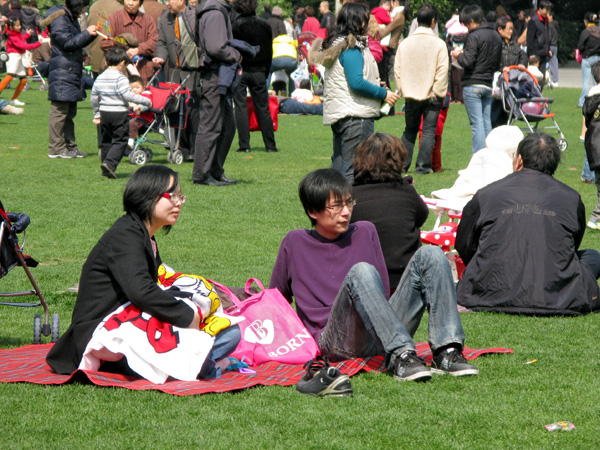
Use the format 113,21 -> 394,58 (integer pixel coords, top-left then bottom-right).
309,2 -> 399,181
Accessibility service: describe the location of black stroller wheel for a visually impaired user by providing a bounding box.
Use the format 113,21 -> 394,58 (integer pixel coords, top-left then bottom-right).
130,149 -> 148,166
144,148 -> 153,163
51,314 -> 60,343
33,314 -> 42,344
172,150 -> 183,165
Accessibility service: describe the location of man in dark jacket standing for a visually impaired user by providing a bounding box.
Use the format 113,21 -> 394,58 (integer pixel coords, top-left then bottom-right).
44,0 -> 97,159
153,0 -> 200,161
527,0 -> 553,89
232,0 -> 278,153
455,132 -> 600,316
192,0 -> 240,186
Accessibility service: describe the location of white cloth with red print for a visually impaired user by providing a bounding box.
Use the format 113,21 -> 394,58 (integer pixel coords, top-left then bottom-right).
79,265 -> 244,384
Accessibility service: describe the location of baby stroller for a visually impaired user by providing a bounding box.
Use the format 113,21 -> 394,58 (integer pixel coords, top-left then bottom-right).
419,197 -> 465,283
0,202 -> 59,343
129,76 -> 191,166
500,65 -> 567,151
296,31 -> 324,92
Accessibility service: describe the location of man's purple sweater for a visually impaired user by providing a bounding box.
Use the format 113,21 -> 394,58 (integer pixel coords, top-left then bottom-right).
269,221 -> 389,343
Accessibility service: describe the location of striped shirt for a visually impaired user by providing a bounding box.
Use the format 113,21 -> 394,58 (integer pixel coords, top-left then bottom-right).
90,68 -> 152,118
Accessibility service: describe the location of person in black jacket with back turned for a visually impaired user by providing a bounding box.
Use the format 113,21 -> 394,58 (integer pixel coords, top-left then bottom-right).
451,5 -> 501,155
456,132 -> 600,316
232,0 -> 278,153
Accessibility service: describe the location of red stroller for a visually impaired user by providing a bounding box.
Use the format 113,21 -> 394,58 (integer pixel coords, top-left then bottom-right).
0,201 -> 59,343
296,31 -> 324,91
129,77 -> 191,166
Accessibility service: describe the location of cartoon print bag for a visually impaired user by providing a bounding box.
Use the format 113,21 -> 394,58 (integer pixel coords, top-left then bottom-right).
209,278 -> 320,366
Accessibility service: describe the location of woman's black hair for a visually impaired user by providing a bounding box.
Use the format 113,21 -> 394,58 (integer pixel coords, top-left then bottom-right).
496,15 -> 511,31
323,2 -> 369,49
123,165 -> 179,233
66,0 -> 90,17
10,0 -> 22,10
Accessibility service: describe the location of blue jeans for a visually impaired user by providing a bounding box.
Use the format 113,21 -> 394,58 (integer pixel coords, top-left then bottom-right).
579,55 -> 600,107
267,56 -> 297,95
582,154 -> 595,181
198,324 -> 241,379
402,97 -> 443,173
319,246 -> 465,371
331,117 -> 374,182
279,98 -> 323,115
463,85 -> 493,154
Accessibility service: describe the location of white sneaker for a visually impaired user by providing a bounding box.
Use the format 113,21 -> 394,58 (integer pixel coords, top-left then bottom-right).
587,221 -> 600,230
9,99 -> 25,106
0,104 -> 23,115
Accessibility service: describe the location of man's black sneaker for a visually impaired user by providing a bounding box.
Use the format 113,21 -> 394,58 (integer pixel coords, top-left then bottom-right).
296,356 -> 353,397
393,350 -> 432,382
431,347 -> 479,377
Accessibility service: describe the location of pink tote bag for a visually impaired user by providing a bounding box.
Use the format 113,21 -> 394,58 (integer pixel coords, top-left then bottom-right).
209,278 -> 319,366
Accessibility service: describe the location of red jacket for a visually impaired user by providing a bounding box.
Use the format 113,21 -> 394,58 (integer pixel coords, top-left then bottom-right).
5,29 -> 41,54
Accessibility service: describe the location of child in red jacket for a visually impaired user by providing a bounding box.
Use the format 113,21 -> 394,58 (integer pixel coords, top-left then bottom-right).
0,18 -> 41,106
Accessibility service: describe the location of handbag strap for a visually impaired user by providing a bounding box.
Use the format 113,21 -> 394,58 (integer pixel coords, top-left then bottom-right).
207,279 -> 243,308
245,278 -> 264,295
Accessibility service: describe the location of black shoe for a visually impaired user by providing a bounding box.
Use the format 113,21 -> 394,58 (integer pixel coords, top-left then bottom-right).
100,163 -> 117,179
393,350 -> 432,382
193,176 -> 227,186
266,147 -> 279,152
235,147 -> 251,153
296,356 -> 353,397
214,174 -> 237,185
431,347 -> 479,377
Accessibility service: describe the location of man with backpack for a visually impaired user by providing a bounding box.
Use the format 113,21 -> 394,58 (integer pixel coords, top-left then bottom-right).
192,0 -> 241,186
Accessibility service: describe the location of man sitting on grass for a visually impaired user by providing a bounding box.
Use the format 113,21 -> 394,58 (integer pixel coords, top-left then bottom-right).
269,168 -> 478,390
456,132 -> 600,315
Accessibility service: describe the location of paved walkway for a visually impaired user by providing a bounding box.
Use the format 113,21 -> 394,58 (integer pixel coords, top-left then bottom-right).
557,60 -> 581,89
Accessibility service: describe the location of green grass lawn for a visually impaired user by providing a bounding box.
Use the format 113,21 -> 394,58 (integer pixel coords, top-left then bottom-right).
0,85 -> 599,449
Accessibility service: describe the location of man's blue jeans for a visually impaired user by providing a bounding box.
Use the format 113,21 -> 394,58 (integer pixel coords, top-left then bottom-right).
579,55 -> 600,107
331,117 -> 374,181
402,97 -> 443,173
463,85 -> 493,154
319,246 -> 465,371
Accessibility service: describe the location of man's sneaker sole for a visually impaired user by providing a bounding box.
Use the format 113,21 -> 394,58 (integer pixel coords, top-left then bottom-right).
315,375 -> 353,397
431,367 -> 479,377
48,153 -> 76,159
393,369 -> 432,382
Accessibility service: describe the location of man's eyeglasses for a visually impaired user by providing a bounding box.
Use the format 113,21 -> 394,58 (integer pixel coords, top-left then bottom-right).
161,192 -> 186,204
325,199 -> 356,213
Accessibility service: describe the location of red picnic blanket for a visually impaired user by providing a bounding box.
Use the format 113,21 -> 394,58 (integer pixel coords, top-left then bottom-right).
0,343 -> 512,396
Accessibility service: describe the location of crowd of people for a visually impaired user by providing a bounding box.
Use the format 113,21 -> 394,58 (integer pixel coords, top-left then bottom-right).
3,0 -> 600,392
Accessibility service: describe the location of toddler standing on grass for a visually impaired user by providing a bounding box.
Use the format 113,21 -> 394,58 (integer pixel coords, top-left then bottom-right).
583,61 -> 600,229
127,75 -> 154,151
91,47 -> 151,179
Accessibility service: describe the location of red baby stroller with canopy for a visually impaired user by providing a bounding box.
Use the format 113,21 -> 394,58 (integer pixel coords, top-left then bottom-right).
0,201 -> 59,343
129,76 -> 191,166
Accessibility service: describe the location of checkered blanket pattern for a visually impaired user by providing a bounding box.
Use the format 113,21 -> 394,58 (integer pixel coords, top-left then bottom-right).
0,343 -> 512,396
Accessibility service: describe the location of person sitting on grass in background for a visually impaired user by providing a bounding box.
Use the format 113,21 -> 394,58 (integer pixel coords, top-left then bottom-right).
127,75 -> 154,152
350,133 -> 429,290
0,17 -> 41,107
91,47 -> 152,179
583,61 -> 600,230
269,168 -> 478,395
0,98 -> 23,115
456,132 -> 600,315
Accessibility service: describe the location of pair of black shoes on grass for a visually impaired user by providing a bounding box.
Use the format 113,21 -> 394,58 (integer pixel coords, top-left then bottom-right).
296,348 -> 479,396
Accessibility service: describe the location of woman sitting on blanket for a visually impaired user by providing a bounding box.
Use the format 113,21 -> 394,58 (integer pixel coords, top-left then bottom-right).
47,165 -> 241,380
350,132 -> 429,290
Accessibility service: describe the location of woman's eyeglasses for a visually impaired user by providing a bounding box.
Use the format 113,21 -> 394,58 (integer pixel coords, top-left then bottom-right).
161,192 -> 186,204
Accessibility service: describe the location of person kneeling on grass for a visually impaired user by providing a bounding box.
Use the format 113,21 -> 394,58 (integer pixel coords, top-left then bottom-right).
91,47 -> 152,179
269,168 -> 478,392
